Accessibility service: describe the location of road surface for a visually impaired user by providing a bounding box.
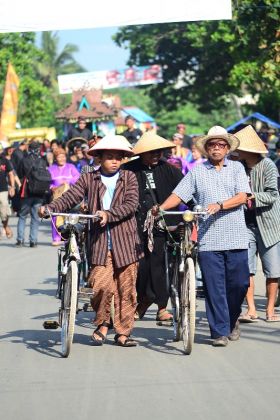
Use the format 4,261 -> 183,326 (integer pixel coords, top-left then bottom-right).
0,216 -> 279,420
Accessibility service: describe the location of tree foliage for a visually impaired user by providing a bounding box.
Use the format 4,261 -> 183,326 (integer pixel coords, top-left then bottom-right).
114,0 -> 280,120
0,32 -> 84,132
37,31 -> 86,88
0,32 -> 56,128
111,87 -> 239,137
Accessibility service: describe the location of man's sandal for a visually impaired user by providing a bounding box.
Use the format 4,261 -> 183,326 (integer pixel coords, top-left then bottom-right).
114,334 -> 137,347
156,309 -> 173,326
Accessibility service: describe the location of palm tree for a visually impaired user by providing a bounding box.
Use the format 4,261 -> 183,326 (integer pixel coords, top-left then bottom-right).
38,31 -> 86,88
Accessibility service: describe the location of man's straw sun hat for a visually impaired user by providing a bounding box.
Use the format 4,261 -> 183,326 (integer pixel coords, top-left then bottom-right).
88,135 -> 134,157
195,126 -> 240,156
132,131 -> 174,155
235,125 -> 268,154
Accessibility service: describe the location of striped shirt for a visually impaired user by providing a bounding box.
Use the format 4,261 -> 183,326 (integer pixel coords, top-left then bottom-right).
173,158 -> 251,251
250,158 -> 280,247
47,169 -> 143,268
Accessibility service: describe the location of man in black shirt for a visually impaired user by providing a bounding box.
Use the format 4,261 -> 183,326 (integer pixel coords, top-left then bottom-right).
67,116 -> 93,141
11,139 -> 28,175
16,141 -> 49,247
0,153 -> 15,238
121,116 -> 142,147
124,132 -> 183,323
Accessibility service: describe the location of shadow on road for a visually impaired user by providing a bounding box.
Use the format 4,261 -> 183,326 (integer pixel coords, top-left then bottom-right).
24,277 -> 58,296
0,329 -> 62,358
0,242 -> 17,248
25,288 -> 56,297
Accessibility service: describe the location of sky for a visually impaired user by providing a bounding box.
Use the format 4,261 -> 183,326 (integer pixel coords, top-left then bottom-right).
47,27 -> 130,72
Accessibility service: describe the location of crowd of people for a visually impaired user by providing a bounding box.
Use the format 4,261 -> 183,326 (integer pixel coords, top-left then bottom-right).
1,115 -> 280,347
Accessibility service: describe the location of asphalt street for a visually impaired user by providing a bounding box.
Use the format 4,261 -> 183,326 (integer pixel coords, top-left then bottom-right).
0,216 -> 279,420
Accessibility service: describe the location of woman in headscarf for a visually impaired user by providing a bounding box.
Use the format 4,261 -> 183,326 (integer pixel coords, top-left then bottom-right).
124,132 -> 184,322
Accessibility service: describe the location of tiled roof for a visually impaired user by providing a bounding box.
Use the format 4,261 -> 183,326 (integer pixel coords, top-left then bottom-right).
55,89 -> 117,122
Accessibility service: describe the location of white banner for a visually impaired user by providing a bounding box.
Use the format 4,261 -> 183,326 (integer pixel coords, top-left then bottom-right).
58,65 -> 163,94
0,0 -> 232,33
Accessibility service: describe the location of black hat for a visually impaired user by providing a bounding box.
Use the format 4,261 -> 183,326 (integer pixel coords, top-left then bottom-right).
28,141 -> 41,151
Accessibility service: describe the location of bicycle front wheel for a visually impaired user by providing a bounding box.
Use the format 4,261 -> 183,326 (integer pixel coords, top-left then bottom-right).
171,258 -> 181,341
61,260 -> 78,357
181,257 -> 196,355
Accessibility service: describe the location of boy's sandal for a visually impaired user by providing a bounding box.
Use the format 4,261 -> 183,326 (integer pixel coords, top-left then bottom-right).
91,330 -> 106,346
114,334 -> 137,347
101,321 -> 112,329
91,322 -> 109,346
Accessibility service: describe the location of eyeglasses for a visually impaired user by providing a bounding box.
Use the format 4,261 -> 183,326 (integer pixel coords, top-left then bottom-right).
206,142 -> 229,150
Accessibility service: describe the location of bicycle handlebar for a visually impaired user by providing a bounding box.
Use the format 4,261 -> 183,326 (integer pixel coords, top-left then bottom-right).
160,209 -> 207,223
48,212 -> 100,219
161,210 -> 207,215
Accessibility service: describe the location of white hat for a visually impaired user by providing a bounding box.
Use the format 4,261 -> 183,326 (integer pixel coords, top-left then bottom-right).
88,135 -> 134,157
195,126 -> 240,156
235,125 -> 268,154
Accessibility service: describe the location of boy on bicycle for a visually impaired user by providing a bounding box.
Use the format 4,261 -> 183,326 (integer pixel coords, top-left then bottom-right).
39,135 -> 142,347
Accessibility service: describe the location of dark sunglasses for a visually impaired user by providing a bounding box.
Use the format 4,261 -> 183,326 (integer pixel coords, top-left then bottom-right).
206,142 -> 229,150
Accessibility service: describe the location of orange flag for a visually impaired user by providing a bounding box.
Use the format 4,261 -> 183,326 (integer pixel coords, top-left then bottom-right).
0,63 -> 20,139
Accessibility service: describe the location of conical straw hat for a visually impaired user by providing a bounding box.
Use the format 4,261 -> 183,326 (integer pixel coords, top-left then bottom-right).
88,135 -> 134,157
235,125 -> 268,154
132,132 -> 174,155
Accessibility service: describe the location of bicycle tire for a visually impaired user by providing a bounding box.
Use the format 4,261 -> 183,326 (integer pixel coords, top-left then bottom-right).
181,257 -> 196,355
56,249 -> 63,299
171,257 -> 181,341
61,260 -> 78,357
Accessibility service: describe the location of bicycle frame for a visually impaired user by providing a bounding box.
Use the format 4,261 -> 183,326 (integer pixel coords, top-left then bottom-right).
161,209 -> 207,352
51,212 -> 99,293
43,212 -> 100,356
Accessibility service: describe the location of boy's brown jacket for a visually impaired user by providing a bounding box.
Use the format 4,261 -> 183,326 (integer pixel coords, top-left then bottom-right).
47,169 -> 143,268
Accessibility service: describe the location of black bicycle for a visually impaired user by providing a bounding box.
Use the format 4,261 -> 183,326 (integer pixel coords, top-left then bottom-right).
161,208 -> 206,355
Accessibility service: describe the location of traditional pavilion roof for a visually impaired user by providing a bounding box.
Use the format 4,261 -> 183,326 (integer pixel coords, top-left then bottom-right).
55,89 -> 118,123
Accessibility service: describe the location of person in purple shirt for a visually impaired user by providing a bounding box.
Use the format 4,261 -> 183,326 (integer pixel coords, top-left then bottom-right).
48,148 -> 80,245
185,144 -> 206,173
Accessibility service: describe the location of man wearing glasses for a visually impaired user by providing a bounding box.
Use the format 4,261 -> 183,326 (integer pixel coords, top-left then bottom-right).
154,126 -> 251,347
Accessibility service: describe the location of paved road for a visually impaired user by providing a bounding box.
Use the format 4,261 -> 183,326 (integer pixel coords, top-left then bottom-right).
0,216 -> 279,420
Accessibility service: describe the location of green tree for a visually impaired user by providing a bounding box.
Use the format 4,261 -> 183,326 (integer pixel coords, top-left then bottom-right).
0,32 -> 56,128
106,87 -> 239,136
0,32 -> 85,132
37,31 -> 86,89
114,0 -> 280,120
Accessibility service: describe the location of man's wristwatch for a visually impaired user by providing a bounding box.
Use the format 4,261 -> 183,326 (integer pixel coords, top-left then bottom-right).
217,201 -> 224,210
